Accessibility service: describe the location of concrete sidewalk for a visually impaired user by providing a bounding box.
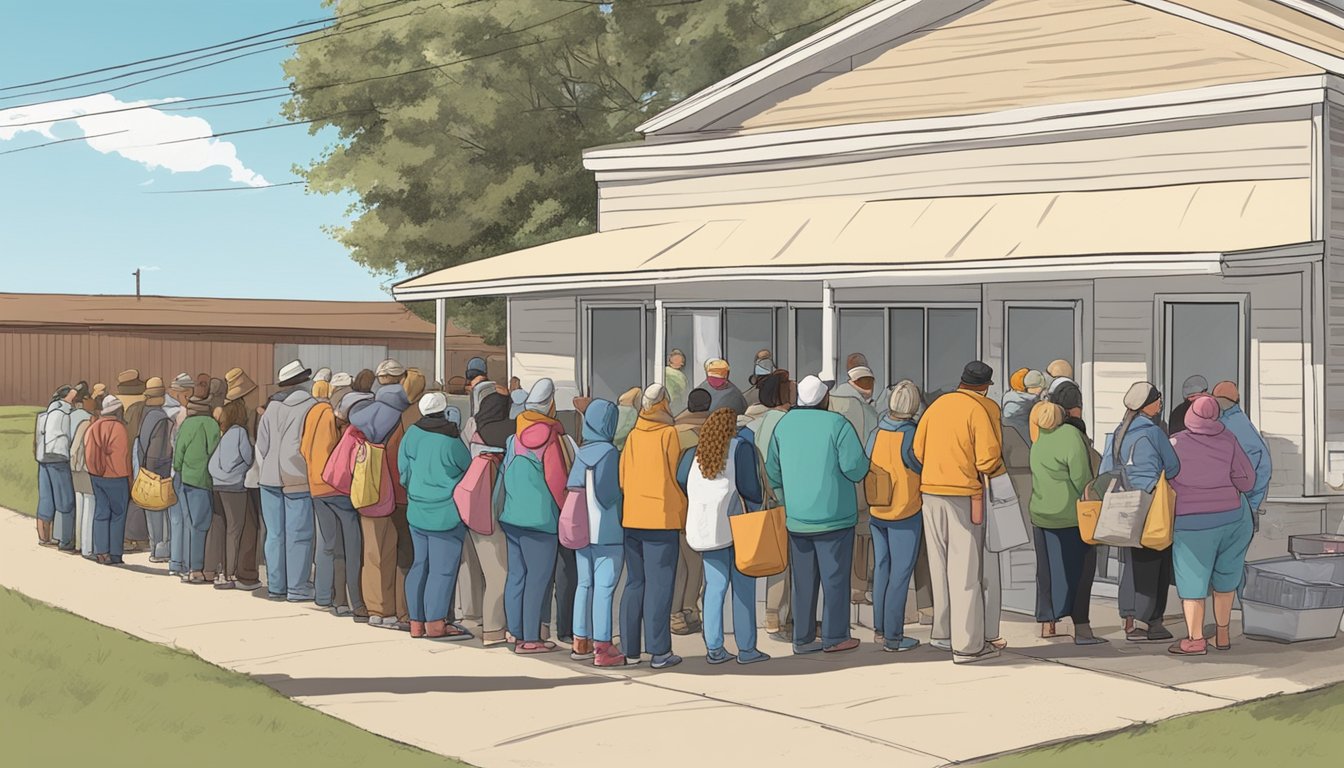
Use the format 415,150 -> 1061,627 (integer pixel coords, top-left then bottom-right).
2,508 -> 1342,768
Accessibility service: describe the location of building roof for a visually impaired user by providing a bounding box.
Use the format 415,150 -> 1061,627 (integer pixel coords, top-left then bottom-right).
0,293 -> 479,341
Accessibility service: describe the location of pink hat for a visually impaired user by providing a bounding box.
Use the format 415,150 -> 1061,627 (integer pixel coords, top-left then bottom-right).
1184,395 -> 1225,436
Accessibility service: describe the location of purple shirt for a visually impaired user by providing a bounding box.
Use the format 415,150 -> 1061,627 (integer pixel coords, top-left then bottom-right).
1169,430 -> 1254,516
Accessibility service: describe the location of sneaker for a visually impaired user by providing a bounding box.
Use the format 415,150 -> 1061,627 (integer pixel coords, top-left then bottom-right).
706,647 -> 736,665
234,580 -> 263,591
650,653 -> 682,670
883,637 -> 921,653
930,639 -> 953,652
824,638 -> 861,653
369,615 -> 397,629
352,613 -> 371,624
952,647 -> 1001,665
148,556 -> 169,564
330,606 -> 353,618
736,649 -> 771,665
792,641 -> 824,655
266,593 -> 287,602
213,580 -> 236,591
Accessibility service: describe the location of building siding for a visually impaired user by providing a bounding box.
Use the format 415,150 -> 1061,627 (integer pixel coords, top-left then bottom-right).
510,295 -> 580,410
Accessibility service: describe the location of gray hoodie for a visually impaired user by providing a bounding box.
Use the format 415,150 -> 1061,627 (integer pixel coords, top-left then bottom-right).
256,388 -> 317,493
209,424 -> 254,492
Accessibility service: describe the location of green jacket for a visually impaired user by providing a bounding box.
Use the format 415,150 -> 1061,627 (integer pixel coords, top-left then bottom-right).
765,408 -> 868,534
1028,424 -> 1093,529
398,422 -> 472,532
173,414 -> 221,490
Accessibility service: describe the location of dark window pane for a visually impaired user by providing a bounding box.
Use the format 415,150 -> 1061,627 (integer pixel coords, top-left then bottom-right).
1007,307 -> 1075,378
838,308 -> 886,392
589,308 -> 643,402
888,308 -> 925,395
1168,303 -> 1242,419
726,308 -> 775,391
794,308 -> 823,380
927,308 -> 979,402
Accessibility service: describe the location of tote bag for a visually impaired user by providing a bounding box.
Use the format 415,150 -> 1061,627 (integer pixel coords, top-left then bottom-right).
729,457 -> 788,578
131,468 -> 176,511
1140,471 -> 1176,550
557,469 -> 592,550
1094,425 -> 1152,548
350,442 -> 386,511
321,426 -> 365,495
455,453 -> 500,536
984,472 -> 1029,552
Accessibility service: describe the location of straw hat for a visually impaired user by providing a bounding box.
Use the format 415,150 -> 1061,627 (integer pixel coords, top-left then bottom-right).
224,367 -> 258,404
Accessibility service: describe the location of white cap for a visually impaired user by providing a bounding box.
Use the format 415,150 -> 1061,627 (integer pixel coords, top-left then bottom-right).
330,372 -> 353,388
100,395 -> 124,416
419,391 -> 448,416
847,366 -> 875,381
171,373 -> 194,389
314,367 -> 332,383
642,383 -> 667,410
375,359 -> 405,378
796,375 -> 830,407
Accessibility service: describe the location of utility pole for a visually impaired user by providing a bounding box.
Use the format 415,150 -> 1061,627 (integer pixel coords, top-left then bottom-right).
133,268 -> 141,299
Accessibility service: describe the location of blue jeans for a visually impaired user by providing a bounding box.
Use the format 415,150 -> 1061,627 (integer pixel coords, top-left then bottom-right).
314,495 -> 365,613
260,487 -> 315,600
790,526 -> 855,648
169,476 -> 188,572
91,476 -> 129,560
406,525 -> 467,622
701,546 -> 759,654
180,484 -> 214,572
1033,526 -> 1097,624
620,528 -> 679,658
502,523 -> 558,642
575,543 -> 624,643
38,462 -> 75,546
872,514 -> 923,643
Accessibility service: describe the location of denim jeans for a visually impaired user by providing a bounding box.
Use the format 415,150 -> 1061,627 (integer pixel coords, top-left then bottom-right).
169,476 -> 188,572
180,484 -> 214,572
502,523 -> 558,643
790,526 -> 856,648
871,514 -> 923,643
701,546 -> 759,654
91,476 -> 129,560
77,492 -> 95,556
406,525 -> 467,623
38,462 -> 75,547
1033,526 -> 1098,623
314,495 -> 365,613
575,543 -> 624,643
260,487 -> 315,600
619,528 -> 679,659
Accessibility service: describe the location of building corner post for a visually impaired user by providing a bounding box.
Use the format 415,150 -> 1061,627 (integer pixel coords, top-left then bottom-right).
434,297 -> 447,387
653,299 -> 666,386
821,281 -> 836,382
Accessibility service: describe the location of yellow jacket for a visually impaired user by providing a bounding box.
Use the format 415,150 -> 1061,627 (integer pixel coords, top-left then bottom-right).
913,389 -> 1006,496
619,408 -> 687,530
867,427 -> 922,521
300,402 -> 339,497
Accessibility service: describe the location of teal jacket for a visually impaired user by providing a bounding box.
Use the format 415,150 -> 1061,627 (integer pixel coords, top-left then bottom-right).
765,407 -> 868,534
398,418 -> 472,532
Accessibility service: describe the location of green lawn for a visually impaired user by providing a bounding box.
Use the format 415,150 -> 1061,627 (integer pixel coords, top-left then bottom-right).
0,405 -> 39,516
1,585 -> 467,767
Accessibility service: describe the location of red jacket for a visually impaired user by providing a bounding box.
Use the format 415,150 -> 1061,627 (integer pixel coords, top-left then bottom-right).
86,417 -> 132,478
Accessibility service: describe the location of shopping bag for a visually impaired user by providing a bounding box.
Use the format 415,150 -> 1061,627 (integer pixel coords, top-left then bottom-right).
558,483 -> 591,550
1076,500 -> 1102,545
350,442 -> 386,511
1094,477 -> 1150,547
984,473 -> 1029,552
131,468 -> 177,511
730,460 -> 788,577
322,426 -> 365,495
455,453 -> 500,536
1141,471 -> 1176,551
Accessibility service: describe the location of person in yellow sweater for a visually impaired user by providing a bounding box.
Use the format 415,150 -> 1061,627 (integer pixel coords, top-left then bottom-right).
302,385 -> 366,620
913,361 -> 1007,665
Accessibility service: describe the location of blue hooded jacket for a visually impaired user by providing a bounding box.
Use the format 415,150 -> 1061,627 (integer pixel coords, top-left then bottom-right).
1220,404 -> 1271,511
1099,414 -> 1181,493
566,400 -> 624,546
349,384 -> 410,445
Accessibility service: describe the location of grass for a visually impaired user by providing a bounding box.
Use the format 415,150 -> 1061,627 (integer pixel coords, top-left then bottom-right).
0,585 -> 468,767
0,405 -> 39,516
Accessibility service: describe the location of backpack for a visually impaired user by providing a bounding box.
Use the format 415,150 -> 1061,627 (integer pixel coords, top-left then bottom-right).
455,452 -> 501,536
33,409 -> 50,463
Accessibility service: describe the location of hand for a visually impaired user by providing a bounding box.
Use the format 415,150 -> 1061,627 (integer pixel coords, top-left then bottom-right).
573,393 -> 592,414
970,492 -> 985,526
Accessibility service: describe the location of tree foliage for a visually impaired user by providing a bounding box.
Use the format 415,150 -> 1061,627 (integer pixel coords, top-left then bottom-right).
284,0 -> 868,344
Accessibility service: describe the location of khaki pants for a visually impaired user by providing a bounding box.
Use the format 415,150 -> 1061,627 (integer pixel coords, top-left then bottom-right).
457,533 -> 485,621
671,533 -> 703,620
922,494 -> 988,656
361,506 -> 412,621
914,537 -> 933,612
983,545 -> 1002,642
469,528 -> 509,636
766,570 -> 791,628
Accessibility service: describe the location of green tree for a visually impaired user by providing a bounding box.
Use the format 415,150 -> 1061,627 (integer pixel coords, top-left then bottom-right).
285,0 -> 867,344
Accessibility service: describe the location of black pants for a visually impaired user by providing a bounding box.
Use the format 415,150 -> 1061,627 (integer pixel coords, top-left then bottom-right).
1121,546 -> 1172,625
544,546 -> 578,640
1033,527 -> 1097,624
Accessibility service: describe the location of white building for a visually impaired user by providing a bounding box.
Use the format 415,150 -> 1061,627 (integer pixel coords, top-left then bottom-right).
397,0 -> 1344,609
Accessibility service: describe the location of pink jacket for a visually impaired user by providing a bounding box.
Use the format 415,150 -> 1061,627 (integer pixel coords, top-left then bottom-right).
518,418 -> 567,510
1169,429 -> 1254,516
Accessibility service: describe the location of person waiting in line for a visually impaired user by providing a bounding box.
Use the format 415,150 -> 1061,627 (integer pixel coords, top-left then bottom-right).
913,361 -> 1007,664
1213,382 -> 1272,534
35,384 -> 78,549
1042,360 -> 1075,401
70,385 -> 97,559
766,375 -> 868,655
752,370 -> 795,640
670,387 -> 712,637
619,383 -> 687,669
830,359 -> 880,607
400,393 -> 474,642
86,395 -> 132,566
664,349 -> 689,413
1029,402 -> 1105,645
257,361 -> 320,604
566,398 -> 627,666
209,396 -> 262,591
1167,396 -> 1254,656
1100,382 -> 1182,643
677,407 -> 770,665
743,348 -> 776,408
1168,375 -> 1209,436
303,370 -> 360,616
1001,368 -> 1039,444
613,387 -> 642,450
174,379 -> 223,585
864,380 -> 925,653
702,358 -> 748,416
464,390 -> 515,647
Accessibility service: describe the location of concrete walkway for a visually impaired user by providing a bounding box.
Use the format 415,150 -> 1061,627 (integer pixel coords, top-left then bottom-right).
3,508 -> 1343,767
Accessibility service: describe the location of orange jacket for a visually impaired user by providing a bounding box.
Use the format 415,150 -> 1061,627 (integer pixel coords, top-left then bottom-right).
300,402 -> 339,497
85,417 -> 132,479
913,389 -> 1006,496
619,408 -> 687,530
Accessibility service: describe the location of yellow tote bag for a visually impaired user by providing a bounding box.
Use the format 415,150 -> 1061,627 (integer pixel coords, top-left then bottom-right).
1141,471 -> 1176,551
730,459 -> 789,578
131,468 -> 177,511
350,443 -> 385,510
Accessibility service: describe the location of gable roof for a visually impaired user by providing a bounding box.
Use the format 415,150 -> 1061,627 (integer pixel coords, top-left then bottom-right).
637,0 -> 1344,137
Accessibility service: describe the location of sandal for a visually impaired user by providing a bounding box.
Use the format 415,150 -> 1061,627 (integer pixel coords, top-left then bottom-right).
1213,624 -> 1232,651
1168,637 -> 1208,656
987,637 -> 1009,650
1041,622 -> 1063,639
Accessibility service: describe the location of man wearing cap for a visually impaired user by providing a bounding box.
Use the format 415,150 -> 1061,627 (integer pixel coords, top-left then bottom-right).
664,350 -> 689,414
137,377 -> 176,564
35,384 -> 79,548
743,349 -> 776,408
830,361 -> 881,606
913,361 -> 1007,664
86,395 -> 132,565
115,369 -> 152,552
349,359 -> 414,628
703,358 -> 748,416
465,357 -> 489,390
69,383 -> 96,556
257,360 -> 320,602
766,375 -> 869,655
619,383 -> 689,669
1002,369 -> 1041,444
1168,375 -> 1208,436
1214,381 -> 1272,533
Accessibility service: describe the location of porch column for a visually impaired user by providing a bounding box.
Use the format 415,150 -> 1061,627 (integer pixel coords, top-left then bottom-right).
653,299 -> 666,386
821,280 -> 836,382
434,298 -> 446,386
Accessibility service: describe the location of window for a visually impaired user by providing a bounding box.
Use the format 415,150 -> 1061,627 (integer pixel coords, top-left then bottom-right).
587,307 -> 644,402
1006,306 -> 1076,380
888,308 -> 925,393
880,306 -> 979,404
794,308 -> 823,380
664,306 -> 783,411
838,308 -> 887,392
725,308 -> 776,387
1164,301 -> 1246,420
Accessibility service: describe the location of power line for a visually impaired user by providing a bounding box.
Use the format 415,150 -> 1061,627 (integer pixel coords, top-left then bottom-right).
143,180 -> 307,194
0,129 -> 128,156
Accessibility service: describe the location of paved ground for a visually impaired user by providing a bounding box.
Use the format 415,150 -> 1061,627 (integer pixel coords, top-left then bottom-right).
3,508 -> 1342,768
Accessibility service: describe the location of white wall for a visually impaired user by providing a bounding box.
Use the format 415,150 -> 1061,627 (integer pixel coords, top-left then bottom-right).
509,295 -> 580,410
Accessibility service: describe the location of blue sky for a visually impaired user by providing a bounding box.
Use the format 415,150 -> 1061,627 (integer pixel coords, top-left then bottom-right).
0,1 -> 393,301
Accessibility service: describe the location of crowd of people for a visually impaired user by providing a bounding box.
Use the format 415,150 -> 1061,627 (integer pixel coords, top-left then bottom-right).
30,348 -> 1272,666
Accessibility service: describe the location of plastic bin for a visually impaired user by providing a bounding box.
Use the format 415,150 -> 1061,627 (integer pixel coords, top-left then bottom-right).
1241,599 -> 1344,643
1242,557 -> 1344,610
1290,533 -> 1344,559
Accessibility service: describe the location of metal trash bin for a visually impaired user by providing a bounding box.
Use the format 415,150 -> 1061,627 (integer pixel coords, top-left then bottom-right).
1289,533 -> 1344,560
1242,556 -> 1344,643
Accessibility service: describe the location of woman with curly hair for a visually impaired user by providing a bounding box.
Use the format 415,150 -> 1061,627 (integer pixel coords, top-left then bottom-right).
676,408 -> 770,665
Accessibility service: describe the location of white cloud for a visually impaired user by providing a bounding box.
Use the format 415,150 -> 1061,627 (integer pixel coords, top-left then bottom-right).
0,93 -> 268,186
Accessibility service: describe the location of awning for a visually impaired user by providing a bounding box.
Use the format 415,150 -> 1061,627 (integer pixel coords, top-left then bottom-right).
394,179 -> 1311,300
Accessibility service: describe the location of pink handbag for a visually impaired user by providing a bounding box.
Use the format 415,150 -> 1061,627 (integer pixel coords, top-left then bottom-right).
455,453 -> 500,536
558,485 -> 590,550
322,426 -> 366,495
